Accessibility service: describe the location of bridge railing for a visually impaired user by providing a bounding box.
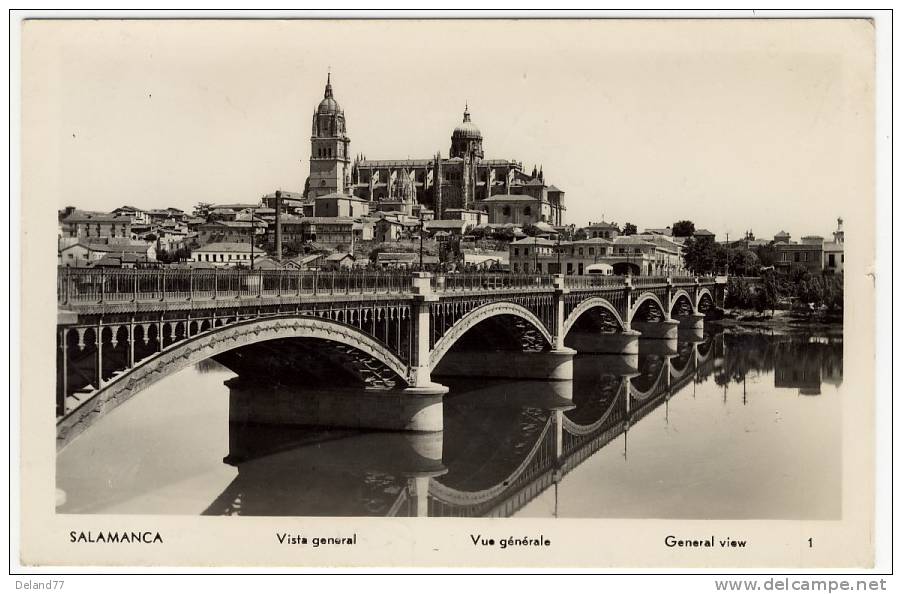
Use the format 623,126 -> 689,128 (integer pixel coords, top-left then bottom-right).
57,268 -> 414,305
670,276 -> 699,285
562,275 -> 626,289
433,273 -> 554,292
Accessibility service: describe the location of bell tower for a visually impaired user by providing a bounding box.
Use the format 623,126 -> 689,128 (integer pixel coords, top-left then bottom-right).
307,73 -> 351,199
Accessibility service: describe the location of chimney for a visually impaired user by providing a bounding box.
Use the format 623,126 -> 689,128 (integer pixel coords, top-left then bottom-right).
275,190 -> 283,261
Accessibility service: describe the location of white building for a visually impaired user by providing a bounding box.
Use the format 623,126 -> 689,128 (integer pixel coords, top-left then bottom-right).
190,242 -> 256,266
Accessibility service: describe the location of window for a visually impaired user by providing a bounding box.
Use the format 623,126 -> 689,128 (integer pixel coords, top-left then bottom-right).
523,206 -> 532,216
794,253 -> 800,262
578,248 -> 584,256
502,206 -> 511,216
828,254 -> 836,267
536,263 -> 542,273
589,247 -> 595,256
513,248 -> 519,256
524,248 -> 529,256
566,262 -> 573,274
578,262 -> 584,275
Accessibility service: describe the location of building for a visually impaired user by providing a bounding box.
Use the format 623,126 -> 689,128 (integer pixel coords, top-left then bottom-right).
508,235 -> 689,276
190,242 -> 256,266
823,217 -> 845,274
197,220 -> 265,245
693,228 -> 716,241
299,217 -> 356,246
58,242 -> 93,267
60,211 -> 133,240
443,208 -> 485,227
111,205 -> 149,225
323,252 -> 356,270
774,240 -> 824,274
583,221 -> 620,240
306,73 -> 352,199
773,230 -> 791,244
425,219 -> 470,237
373,217 -> 405,243
302,74 -> 566,225
508,237 -> 558,273
314,192 -> 370,218
483,194 -> 553,226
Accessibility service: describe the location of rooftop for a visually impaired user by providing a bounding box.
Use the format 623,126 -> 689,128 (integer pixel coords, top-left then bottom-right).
193,242 -> 256,253
482,194 -> 539,202
510,237 -> 557,246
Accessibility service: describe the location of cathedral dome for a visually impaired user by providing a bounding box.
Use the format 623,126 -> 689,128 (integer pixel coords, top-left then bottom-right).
317,73 -> 343,115
452,106 -> 482,139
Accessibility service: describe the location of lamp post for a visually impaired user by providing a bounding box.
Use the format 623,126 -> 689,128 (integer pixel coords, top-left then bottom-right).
533,234 -> 538,274
249,206 -> 255,270
418,206 -> 425,272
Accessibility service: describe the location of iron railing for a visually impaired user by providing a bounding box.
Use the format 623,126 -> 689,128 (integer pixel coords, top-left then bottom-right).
57,267 -> 716,306
57,268 -> 414,306
563,275 -> 626,289
433,273 -> 554,293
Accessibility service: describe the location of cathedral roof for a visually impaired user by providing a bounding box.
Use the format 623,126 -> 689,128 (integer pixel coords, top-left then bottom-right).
452,106 -> 482,139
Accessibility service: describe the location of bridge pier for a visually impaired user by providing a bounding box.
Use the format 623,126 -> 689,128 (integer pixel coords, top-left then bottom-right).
631,319 -> 679,339
434,347 -> 576,381
566,329 -> 641,355
227,379 -> 445,433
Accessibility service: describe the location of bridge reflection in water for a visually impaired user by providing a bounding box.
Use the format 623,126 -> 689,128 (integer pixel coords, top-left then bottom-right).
202,335 -> 719,518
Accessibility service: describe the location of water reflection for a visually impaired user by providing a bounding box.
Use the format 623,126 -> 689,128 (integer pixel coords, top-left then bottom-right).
57,329 -> 843,519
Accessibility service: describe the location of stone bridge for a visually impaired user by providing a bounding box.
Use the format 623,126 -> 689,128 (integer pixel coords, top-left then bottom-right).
56,268 -> 725,447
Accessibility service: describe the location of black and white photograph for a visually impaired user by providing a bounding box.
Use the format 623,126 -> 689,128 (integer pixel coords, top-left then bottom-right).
13,13 -> 886,574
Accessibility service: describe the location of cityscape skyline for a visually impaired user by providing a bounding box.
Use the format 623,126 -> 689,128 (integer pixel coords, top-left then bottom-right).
41,19 -> 866,240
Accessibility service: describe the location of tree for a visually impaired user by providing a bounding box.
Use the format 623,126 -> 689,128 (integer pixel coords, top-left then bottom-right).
621,222 -> 638,236
522,223 -> 541,237
755,243 -> 778,267
682,236 -> 717,274
572,227 -> 588,241
730,249 -> 760,276
672,220 -> 696,238
193,202 -> 213,220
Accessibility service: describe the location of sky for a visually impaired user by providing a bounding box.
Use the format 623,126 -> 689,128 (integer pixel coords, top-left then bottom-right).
24,19 -> 873,240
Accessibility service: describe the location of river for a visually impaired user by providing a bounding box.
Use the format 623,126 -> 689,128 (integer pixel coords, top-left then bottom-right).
56,327 -> 842,519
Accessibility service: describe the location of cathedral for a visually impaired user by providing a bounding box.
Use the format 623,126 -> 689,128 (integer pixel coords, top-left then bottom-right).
304,74 -> 566,226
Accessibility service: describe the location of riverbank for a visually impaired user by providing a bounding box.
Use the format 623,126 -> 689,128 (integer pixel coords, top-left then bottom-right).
709,309 -> 843,332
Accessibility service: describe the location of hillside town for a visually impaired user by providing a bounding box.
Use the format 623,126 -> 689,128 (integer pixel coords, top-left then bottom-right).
57,74 -> 845,281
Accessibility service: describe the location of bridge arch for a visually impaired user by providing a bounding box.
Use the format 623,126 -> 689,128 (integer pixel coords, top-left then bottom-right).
563,380 -> 627,436
428,415 -> 555,507
561,297 -> 627,337
696,288 -> 715,312
629,292 -> 667,322
670,289 -> 695,317
57,315 -> 410,449
630,361 -> 669,401
429,301 -> 553,371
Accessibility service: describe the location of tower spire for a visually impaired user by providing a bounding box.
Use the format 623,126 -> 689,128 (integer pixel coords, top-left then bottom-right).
324,70 -> 333,99
463,103 -> 470,123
